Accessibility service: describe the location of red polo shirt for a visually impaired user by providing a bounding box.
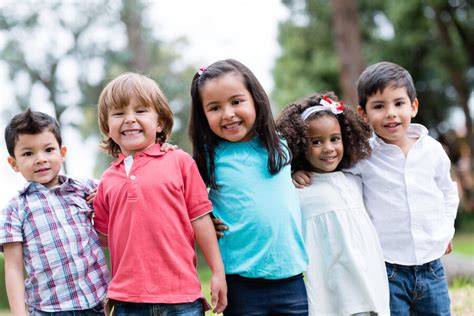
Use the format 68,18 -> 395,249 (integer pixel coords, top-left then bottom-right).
94,144 -> 212,303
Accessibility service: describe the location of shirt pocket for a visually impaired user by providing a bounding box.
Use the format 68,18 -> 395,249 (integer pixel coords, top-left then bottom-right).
64,196 -> 94,226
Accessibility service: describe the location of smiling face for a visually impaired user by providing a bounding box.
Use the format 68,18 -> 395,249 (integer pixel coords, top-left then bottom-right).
200,72 -> 257,142
107,93 -> 163,156
305,115 -> 344,173
8,131 -> 66,188
359,85 -> 418,149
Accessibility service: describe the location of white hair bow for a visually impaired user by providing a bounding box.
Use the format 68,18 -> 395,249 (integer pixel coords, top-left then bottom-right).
300,97 -> 345,121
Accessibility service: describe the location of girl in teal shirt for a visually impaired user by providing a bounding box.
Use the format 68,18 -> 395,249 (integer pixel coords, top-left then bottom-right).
189,59 -> 308,315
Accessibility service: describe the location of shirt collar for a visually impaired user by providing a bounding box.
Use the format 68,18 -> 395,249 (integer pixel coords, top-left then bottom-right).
112,143 -> 165,166
19,175 -> 81,194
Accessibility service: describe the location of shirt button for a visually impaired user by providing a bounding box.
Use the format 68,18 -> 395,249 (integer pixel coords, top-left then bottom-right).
130,175 -> 136,180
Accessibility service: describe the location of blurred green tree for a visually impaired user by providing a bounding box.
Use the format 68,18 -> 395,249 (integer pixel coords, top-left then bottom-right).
274,0 -> 473,210
274,0 -> 472,143
0,0 -> 195,176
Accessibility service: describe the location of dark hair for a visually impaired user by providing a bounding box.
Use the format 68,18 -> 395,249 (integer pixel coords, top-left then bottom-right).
5,108 -> 62,157
276,92 -> 372,172
98,72 -> 173,158
357,61 -> 416,111
189,59 -> 290,189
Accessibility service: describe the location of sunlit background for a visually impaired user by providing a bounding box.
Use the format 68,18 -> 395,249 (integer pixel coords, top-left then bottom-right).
0,0 -> 288,206
1,0 -> 472,219
0,0 -> 473,313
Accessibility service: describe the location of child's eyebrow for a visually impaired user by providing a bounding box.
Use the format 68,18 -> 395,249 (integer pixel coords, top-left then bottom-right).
204,93 -> 247,107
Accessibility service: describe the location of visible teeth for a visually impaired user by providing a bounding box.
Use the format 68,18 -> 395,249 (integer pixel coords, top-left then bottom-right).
224,122 -> 240,129
122,130 -> 140,135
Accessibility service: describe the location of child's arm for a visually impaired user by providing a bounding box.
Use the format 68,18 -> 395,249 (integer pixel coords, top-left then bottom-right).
3,242 -> 27,316
444,240 -> 453,255
192,214 -> 227,314
85,187 -> 97,205
291,170 -> 312,188
97,232 -> 108,247
434,145 -> 460,227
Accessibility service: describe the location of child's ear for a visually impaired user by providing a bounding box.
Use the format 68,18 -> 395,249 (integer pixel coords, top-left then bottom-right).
7,156 -> 19,172
60,146 -> 67,162
411,98 -> 419,118
157,120 -> 164,133
357,105 -> 368,123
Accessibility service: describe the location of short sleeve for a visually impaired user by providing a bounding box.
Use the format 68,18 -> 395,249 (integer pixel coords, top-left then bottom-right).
181,154 -> 213,220
0,198 -> 24,252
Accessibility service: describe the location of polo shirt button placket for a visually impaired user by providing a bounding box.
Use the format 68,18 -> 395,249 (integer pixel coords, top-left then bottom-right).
130,175 -> 136,180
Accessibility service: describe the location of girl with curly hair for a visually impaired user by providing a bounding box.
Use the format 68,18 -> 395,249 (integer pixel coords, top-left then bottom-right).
277,92 -> 390,316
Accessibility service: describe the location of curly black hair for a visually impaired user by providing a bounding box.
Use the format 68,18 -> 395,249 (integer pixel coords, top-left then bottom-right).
276,92 -> 372,172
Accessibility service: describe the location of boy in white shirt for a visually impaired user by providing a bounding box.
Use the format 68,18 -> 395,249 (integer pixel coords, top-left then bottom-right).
354,61 -> 458,315
293,61 -> 459,315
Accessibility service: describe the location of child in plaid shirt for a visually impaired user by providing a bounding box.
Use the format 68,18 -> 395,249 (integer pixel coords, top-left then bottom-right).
0,109 -> 109,315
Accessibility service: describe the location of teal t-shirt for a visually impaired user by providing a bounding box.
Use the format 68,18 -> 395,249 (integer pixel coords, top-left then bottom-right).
209,137 -> 308,279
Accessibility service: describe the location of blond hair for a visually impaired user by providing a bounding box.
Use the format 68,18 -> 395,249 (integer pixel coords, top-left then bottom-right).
98,72 -> 173,157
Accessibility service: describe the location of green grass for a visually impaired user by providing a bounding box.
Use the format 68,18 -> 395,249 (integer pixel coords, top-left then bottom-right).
453,233 -> 474,256
0,254 -> 6,310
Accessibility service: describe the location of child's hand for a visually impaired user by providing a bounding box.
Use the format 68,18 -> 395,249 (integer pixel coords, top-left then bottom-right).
161,142 -> 178,151
444,240 -> 453,255
292,170 -> 312,188
86,188 -> 97,204
210,271 -> 227,314
213,217 -> 228,237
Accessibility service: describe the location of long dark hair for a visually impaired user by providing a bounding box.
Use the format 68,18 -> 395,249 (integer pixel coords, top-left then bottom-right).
189,59 -> 290,189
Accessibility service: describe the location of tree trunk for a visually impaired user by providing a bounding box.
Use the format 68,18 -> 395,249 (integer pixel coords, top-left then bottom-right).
330,0 -> 364,108
122,0 -> 150,73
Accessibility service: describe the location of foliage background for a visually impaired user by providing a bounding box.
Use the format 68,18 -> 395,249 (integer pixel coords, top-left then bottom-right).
0,0 -> 472,313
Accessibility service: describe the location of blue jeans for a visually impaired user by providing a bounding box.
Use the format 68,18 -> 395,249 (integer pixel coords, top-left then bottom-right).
386,259 -> 451,315
111,299 -> 203,316
224,273 -> 308,316
31,303 -> 104,315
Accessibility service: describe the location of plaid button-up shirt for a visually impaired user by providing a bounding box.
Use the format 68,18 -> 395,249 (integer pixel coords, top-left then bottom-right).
0,175 -> 109,312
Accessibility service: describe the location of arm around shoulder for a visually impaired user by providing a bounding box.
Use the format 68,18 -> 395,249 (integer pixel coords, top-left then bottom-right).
3,242 -> 28,316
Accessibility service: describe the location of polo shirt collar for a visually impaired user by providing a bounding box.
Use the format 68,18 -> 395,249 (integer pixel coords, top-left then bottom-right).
112,143 -> 165,166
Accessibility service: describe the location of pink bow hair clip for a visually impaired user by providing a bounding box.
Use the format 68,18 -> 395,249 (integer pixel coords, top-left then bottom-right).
197,66 -> 206,75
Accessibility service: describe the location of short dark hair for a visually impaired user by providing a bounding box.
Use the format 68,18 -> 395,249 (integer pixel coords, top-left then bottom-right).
277,92 -> 372,172
357,61 -> 416,111
5,108 -> 62,157
189,59 -> 290,189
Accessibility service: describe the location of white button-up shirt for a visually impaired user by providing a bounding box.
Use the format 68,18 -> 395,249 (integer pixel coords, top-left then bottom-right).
347,124 -> 459,265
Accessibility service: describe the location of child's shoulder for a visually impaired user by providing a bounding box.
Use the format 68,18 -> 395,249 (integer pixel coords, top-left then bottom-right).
61,175 -> 98,192
164,148 -> 193,161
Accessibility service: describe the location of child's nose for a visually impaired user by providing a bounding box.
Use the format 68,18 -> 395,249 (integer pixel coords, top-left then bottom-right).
124,112 -> 137,123
322,142 -> 334,152
223,106 -> 235,119
35,153 -> 47,163
385,106 -> 397,118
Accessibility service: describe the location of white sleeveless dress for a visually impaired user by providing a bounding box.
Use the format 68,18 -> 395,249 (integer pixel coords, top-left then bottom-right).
297,172 -> 390,315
